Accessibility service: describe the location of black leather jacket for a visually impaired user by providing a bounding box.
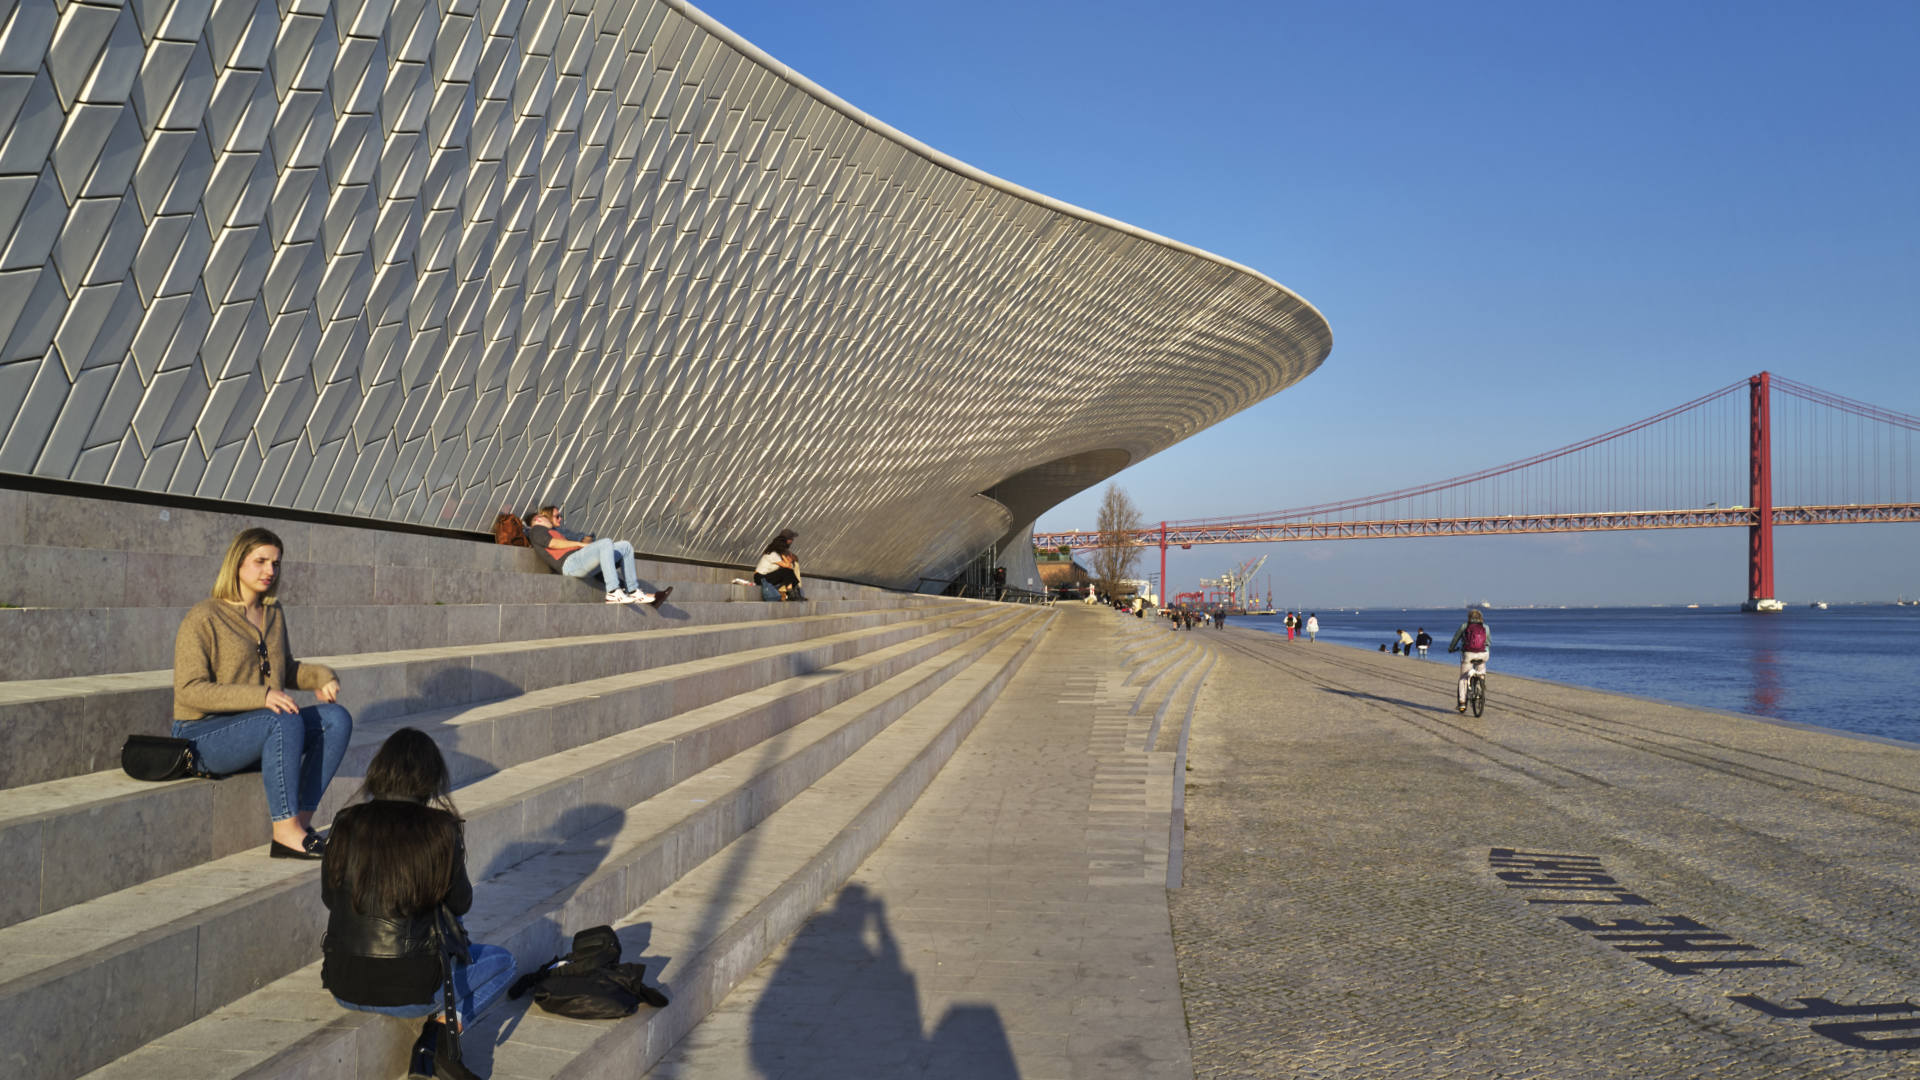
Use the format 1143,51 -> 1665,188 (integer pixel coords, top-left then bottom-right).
320,800 -> 472,1006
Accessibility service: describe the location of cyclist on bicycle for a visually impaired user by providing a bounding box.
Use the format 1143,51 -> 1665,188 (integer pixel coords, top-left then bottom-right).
1446,609 -> 1491,713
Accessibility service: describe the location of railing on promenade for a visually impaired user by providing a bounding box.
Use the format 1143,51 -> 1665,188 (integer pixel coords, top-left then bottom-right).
916,577 -> 1052,604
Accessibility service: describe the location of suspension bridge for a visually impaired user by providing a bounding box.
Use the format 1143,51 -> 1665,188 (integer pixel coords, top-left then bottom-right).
1031,373 -> 1920,612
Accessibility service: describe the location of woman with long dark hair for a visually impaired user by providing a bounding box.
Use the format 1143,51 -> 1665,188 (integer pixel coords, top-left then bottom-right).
172,527 -> 352,858
753,528 -> 806,601
323,729 -> 514,1078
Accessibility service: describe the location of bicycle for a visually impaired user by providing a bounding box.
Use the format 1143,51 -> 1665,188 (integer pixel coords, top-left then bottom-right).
1464,657 -> 1487,717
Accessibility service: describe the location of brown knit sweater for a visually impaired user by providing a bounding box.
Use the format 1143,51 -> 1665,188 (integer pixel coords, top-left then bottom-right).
173,599 -> 338,722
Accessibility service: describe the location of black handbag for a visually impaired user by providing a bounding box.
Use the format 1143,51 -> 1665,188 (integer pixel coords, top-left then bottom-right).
120,735 -> 219,781
430,904 -> 484,1080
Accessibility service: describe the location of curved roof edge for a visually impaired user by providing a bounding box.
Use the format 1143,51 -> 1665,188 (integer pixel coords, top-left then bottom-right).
668,0 -> 1331,349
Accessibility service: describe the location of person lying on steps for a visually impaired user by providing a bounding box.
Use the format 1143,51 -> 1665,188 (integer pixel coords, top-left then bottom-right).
524,505 -> 672,606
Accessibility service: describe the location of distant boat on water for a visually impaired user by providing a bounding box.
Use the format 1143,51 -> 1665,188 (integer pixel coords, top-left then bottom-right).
1810,601 -> 1829,610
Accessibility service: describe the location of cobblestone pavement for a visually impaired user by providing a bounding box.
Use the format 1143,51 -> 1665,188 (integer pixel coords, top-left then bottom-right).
1170,631 -> 1920,1079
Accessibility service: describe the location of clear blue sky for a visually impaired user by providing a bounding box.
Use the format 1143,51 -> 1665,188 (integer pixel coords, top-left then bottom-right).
696,0 -> 1920,606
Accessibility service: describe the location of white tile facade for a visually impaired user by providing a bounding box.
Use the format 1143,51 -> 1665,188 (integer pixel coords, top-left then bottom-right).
0,0 -> 1331,587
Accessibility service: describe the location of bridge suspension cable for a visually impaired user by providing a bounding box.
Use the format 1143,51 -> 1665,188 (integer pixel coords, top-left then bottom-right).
1033,373 -> 1920,603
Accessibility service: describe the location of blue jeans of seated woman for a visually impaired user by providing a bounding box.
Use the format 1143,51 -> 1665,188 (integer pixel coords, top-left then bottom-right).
561,538 -> 639,593
173,703 -> 353,821
335,943 -> 516,1029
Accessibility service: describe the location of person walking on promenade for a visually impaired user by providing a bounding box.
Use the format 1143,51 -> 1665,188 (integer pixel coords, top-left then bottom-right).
1284,611 -> 1296,641
1398,628 -> 1414,657
324,728 -> 515,1079
1415,628 -> 1433,658
526,506 -> 670,605
1305,613 -> 1319,642
173,527 -> 352,860
1447,610 -> 1492,713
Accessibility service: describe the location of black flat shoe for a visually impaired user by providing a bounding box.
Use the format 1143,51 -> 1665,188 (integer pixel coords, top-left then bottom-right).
269,832 -> 326,859
648,586 -> 673,608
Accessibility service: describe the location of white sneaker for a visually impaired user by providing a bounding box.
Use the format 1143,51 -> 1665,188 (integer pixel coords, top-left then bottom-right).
605,590 -> 628,603
623,590 -> 655,604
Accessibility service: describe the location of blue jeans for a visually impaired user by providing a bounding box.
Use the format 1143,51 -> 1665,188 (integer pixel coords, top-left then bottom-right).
173,703 -> 353,821
334,943 -> 516,1029
561,538 -> 638,592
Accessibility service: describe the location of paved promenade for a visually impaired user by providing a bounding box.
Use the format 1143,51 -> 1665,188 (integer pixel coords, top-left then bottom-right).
1175,629 -> 1920,1079
644,612 -> 1920,1079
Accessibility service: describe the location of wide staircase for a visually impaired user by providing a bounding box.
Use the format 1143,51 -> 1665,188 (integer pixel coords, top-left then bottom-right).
0,488 -> 1052,1080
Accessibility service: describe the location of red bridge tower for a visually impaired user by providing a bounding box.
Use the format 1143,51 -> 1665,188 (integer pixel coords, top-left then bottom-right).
1742,371 -> 1779,612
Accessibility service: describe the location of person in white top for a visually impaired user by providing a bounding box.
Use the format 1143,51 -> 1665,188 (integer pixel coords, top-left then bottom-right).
1304,613 -> 1318,642
754,530 -> 807,601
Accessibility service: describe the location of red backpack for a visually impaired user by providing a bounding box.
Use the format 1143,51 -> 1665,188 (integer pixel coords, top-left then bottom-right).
492,512 -> 531,547
1463,622 -> 1488,652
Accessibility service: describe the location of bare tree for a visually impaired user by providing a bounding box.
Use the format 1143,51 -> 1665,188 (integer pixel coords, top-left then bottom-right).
1091,483 -> 1145,601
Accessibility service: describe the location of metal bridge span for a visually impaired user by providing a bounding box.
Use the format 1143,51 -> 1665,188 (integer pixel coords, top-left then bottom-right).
1032,373 -> 1920,611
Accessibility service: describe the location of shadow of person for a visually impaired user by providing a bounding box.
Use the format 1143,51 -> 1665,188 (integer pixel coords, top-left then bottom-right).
745,883 -> 1019,1079
470,802 -> 628,1055
1320,687 -> 1438,712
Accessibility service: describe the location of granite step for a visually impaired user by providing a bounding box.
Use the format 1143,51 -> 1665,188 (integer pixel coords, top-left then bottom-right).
0,488 -> 811,612
63,608 -> 1049,1080
473,608 -> 1054,1080
0,603 -> 993,926
0,538 -> 753,611
0,598 -> 965,790
1123,633 -> 1189,687
1140,641 -> 1213,754
0,584 -> 921,681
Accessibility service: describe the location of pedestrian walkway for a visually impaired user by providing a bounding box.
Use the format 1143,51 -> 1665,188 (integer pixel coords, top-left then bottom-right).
645,604 -> 1195,1080
640,614 -> 1920,1080
1173,629 -> 1920,1079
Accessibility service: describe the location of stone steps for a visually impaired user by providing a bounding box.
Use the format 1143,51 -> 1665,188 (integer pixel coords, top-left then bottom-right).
0,490 -> 1055,1080
1136,640 -> 1213,754
0,599 -> 957,790
0,488 -> 783,613
0,603 -> 984,926
0,581 -> 877,682
4,604 -> 1034,1080
70,607 -> 1052,1080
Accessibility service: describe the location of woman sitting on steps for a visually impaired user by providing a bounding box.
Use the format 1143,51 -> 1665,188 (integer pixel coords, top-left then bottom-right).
323,728 -> 516,1079
753,529 -> 807,602
172,527 -> 352,859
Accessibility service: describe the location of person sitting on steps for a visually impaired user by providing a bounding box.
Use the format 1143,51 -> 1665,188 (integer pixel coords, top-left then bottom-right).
524,505 -> 671,606
172,527 -> 352,860
323,729 -> 516,1080
753,529 -> 807,601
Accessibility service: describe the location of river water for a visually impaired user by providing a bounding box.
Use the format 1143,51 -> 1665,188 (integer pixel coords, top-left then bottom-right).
1238,606 -> 1920,744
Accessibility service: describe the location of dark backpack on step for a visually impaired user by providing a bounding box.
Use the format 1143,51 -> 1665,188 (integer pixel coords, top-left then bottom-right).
506,925 -> 669,1019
